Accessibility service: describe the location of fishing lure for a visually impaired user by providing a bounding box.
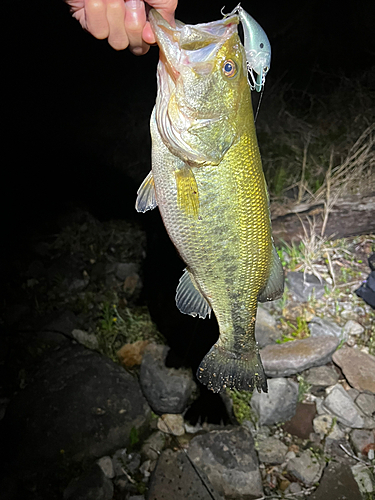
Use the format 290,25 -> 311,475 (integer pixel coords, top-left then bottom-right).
225,4 -> 271,92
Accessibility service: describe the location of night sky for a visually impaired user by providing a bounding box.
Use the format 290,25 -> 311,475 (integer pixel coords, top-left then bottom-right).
5,0 -> 375,257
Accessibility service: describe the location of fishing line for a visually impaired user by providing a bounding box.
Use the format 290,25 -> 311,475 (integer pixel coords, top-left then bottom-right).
254,86 -> 264,123
160,415 -> 218,500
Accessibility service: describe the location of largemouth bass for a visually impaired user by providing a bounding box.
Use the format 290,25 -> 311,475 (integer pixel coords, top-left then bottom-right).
136,8 -> 284,393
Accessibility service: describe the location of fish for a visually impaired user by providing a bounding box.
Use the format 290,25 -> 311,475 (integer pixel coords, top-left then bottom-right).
136,7 -> 284,393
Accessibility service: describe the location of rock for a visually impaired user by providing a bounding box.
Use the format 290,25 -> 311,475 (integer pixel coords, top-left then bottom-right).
157,414 -> 185,436
308,316 -> 343,339
351,463 -> 374,497
129,496 -> 145,500
63,464 -> 114,500
309,462 -> 362,500
117,340 -> 150,368
188,427 -> 263,499
71,329 -> 99,350
355,392 -> 375,417
282,402 -> 316,438
257,305 -> 276,327
251,378 -> 298,426
112,449 -> 141,476
140,344 -> 196,414
0,343 -> 150,492
303,365 -> 339,387
261,336 -> 339,377
46,255 -> 89,293
343,320 -> 365,336
333,346 -> 375,393
347,388 -> 360,401
148,448 -> 224,500
114,262 -> 138,281
38,309 -> 78,344
313,414 -> 345,440
323,438 -> 357,465
322,384 -> 370,428
0,398 -> 10,422
286,449 -> 325,486
284,481 -> 302,495
256,437 -> 288,464
286,272 -> 326,302
141,431 -> 166,461
283,302 -> 314,322
96,456 -> 115,479
350,429 -> 375,456
255,306 -> 281,347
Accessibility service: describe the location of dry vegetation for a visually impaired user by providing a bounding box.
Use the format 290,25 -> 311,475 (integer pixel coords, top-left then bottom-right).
257,69 -> 375,206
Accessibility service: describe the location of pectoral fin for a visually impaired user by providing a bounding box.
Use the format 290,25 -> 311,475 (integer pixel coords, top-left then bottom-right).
135,171 -> 157,213
176,268 -> 211,319
258,244 -> 284,302
175,167 -> 199,218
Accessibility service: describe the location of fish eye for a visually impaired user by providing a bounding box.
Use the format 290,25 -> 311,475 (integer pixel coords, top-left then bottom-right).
260,43 -> 264,49
223,59 -> 237,78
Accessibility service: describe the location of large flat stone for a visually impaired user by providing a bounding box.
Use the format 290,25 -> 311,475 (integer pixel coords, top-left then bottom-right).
309,462 -> 362,500
333,346 -> 375,393
256,437 -> 288,464
188,427 -> 263,499
282,402 -> 316,438
140,344 -> 196,414
322,384 -> 371,428
251,378 -> 298,426
261,336 -> 339,377
286,449 -> 325,486
148,448 -> 223,500
286,272 -> 326,302
1,344 -> 150,494
255,306 -> 281,348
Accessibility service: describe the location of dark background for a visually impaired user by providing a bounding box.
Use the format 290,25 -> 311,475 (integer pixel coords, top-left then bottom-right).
5,0 -> 375,254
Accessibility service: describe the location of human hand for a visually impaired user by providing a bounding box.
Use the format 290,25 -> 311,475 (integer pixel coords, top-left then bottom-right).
66,0 -> 177,54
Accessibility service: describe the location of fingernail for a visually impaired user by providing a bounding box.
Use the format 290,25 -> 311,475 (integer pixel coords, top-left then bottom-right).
132,46 -> 144,56
126,0 -> 142,9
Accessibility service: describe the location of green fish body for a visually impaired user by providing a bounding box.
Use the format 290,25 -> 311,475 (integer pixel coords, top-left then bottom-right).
136,9 -> 284,393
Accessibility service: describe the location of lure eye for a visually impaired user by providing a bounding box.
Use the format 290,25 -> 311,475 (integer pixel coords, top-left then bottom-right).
223,59 -> 237,78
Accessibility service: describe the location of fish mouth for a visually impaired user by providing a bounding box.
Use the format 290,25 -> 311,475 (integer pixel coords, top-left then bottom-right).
148,9 -> 239,79
149,9 -> 241,165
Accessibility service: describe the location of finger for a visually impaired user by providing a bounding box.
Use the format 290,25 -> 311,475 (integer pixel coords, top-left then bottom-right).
124,0 -> 149,55
142,23 -> 155,45
106,0 -> 129,50
85,0 -> 109,39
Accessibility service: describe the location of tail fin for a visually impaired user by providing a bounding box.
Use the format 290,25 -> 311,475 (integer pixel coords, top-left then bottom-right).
197,343 -> 267,394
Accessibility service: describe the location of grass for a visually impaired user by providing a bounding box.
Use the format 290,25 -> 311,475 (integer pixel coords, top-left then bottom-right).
277,316 -> 310,344
227,389 -> 257,425
296,375 -> 312,403
97,301 -> 164,361
277,234 -> 374,294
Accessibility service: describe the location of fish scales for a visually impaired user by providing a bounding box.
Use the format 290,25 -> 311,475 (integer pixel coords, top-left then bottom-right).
137,8 -> 284,393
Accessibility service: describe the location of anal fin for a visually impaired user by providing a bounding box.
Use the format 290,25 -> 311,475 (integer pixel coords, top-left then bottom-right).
176,268 -> 211,319
258,244 -> 284,302
135,171 -> 157,213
